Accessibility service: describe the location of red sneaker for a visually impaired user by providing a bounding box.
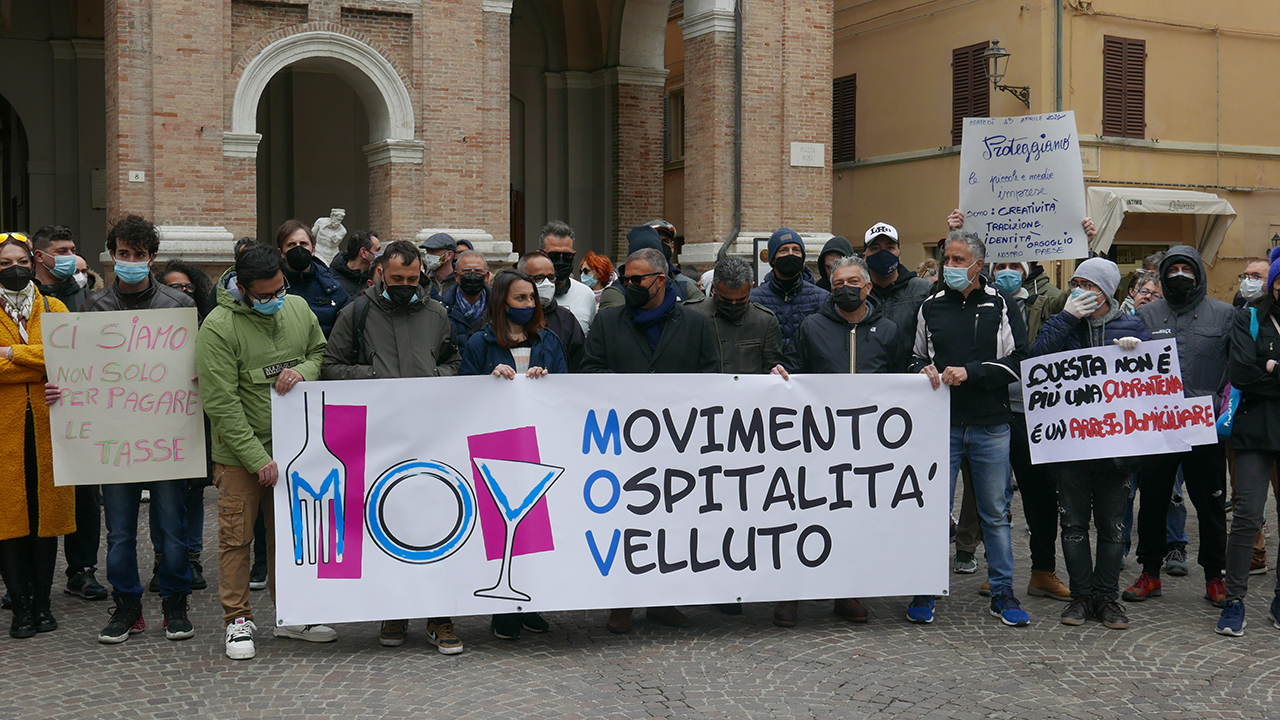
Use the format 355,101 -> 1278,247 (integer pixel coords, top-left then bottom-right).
131,610 -> 146,633
1121,572 -> 1163,602
1205,577 -> 1227,608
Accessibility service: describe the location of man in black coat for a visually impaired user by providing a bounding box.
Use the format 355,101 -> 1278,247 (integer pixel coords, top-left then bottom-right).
581,247 -> 717,633
684,256 -> 785,375
519,252 -> 585,372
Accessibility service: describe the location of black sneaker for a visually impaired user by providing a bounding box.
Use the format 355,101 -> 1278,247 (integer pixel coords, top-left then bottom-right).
98,598 -> 144,644
161,594 -> 195,640
249,559 -> 268,591
1060,597 -> 1090,626
520,612 -> 550,633
491,614 -> 522,640
66,569 -> 109,600
189,556 -> 208,591
1094,596 -> 1130,630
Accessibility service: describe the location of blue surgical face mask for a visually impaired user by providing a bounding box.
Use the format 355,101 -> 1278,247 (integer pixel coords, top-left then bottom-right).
1070,287 -> 1088,300
993,269 -> 1023,295
942,262 -> 975,292
252,295 -> 285,316
580,271 -> 596,288
114,258 -> 151,285
48,254 -> 78,280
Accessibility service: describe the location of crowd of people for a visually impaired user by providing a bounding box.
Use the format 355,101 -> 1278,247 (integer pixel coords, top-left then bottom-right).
1,207 -> 1277,663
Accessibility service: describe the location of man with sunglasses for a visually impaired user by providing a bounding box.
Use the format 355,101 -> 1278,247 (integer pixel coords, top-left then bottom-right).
538,221 -> 596,334
197,243 -> 333,659
68,215 -> 197,644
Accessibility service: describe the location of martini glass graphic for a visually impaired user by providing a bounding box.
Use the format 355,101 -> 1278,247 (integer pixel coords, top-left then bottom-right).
473,457 -> 565,602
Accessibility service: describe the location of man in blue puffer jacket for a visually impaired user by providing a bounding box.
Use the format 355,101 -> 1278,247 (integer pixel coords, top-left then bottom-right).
750,227 -> 829,356
1031,257 -> 1151,632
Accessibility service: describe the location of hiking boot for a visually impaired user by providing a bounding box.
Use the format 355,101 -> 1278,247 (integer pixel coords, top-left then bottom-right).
1163,547 -> 1189,576
834,598 -> 868,623
428,620 -> 464,654
1205,577 -> 1228,608
7,591 -> 35,639
1122,572 -> 1162,602
906,596 -> 934,624
1094,597 -> 1130,629
65,568 -> 108,600
274,624 -> 337,642
224,618 -> 256,660
32,585 -> 56,633
379,619 -> 407,647
1215,599 -> 1246,637
645,606 -> 691,628
606,608 -> 633,633
1027,570 -> 1071,601
162,594 -> 195,640
147,556 -> 161,593
490,613 -> 521,640
1250,548 -> 1268,575
1060,597 -> 1090,626
953,551 -> 978,574
249,559 -> 268,591
990,590 -> 1030,627
189,555 -> 208,590
521,612 -> 550,633
98,597 -> 144,643
773,601 -> 798,628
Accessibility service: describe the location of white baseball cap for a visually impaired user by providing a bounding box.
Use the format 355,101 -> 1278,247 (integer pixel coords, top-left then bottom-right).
863,222 -> 899,248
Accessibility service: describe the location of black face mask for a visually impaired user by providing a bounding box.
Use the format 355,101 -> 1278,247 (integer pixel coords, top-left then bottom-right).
547,252 -> 576,286
1164,274 -> 1196,301
384,284 -> 417,308
625,282 -> 655,310
285,246 -> 313,272
661,243 -> 674,262
773,254 -> 804,279
833,286 -> 865,314
458,273 -> 487,296
715,298 -> 749,322
0,265 -> 34,292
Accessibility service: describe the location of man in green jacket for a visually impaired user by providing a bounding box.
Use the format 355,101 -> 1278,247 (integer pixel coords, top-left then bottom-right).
196,244 -> 332,660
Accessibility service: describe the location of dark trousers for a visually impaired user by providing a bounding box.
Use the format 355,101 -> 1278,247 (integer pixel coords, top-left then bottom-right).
1136,442 -> 1228,580
253,506 -> 267,564
63,484 -> 101,575
0,408 -> 57,599
1010,413 -> 1058,572
1052,459 -> 1130,600
1225,450 -> 1280,601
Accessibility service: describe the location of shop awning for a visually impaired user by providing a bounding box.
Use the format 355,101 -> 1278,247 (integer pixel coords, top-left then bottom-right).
1086,186 -> 1237,265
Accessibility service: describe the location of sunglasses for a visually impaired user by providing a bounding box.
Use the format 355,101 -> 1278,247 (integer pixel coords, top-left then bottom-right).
621,272 -> 663,286
0,233 -> 30,244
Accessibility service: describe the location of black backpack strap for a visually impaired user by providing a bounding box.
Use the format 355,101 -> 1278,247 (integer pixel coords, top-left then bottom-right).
347,294 -> 374,365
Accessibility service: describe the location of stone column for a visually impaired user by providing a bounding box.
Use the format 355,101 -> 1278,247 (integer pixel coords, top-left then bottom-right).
366,139 -> 425,243
606,66 -> 667,262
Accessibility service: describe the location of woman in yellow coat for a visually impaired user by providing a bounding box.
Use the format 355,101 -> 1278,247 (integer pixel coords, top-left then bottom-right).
0,232 -> 73,638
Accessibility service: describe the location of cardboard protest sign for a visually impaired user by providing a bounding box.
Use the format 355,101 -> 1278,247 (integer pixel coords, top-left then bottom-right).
272,374 -> 950,625
43,308 -> 205,485
959,111 -> 1088,263
1021,340 -> 1218,465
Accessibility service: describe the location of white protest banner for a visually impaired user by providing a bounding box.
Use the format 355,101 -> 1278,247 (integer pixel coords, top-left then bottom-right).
271,374 -> 950,626
958,111 -> 1088,263
42,308 -> 205,485
1021,340 -> 1218,465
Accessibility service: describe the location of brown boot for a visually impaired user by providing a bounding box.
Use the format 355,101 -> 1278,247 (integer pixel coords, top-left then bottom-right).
606,608 -> 633,634
644,606 -> 691,628
773,601 -> 798,627
1251,547 -> 1268,575
833,598 -> 868,623
1027,570 -> 1071,601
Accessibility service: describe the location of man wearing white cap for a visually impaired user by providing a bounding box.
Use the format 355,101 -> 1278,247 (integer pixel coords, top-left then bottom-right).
862,222 -> 933,371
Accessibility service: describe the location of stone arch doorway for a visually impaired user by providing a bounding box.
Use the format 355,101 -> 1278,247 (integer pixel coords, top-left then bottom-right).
224,30 -> 423,247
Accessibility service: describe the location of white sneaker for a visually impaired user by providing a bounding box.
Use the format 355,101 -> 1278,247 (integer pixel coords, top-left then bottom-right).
274,624 -> 338,643
225,618 -> 257,660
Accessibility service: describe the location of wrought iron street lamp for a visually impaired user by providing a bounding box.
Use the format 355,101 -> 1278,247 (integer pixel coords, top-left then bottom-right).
982,40 -> 1030,108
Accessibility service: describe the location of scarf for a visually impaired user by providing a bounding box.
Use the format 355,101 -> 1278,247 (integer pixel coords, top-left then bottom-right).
0,283 -> 36,343
1084,298 -> 1122,348
626,286 -> 678,351
457,289 -> 487,322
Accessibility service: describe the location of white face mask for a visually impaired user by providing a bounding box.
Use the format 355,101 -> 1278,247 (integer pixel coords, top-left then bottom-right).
1239,277 -> 1265,300
535,278 -> 556,306
422,253 -> 443,274
73,272 -> 88,289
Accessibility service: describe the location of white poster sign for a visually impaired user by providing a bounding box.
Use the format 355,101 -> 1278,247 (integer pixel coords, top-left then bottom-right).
271,374 -> 950,626
959,111 -> 1088,263
1021,340 -> 1218,465
43,308 -> 205,485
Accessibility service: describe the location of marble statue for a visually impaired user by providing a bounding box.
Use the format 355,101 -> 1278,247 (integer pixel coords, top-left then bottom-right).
311,208 -> 347,265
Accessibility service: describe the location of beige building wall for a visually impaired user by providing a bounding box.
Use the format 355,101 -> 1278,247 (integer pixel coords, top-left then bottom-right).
833,0 -> 1280,300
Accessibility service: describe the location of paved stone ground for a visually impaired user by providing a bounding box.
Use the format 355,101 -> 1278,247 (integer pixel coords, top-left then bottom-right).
3,489 -> 1279,720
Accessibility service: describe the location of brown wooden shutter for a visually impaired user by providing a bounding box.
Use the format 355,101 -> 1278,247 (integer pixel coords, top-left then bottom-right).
952,42 -> 990,146
1103,36 -> 1146,139
832,74 -> 856,163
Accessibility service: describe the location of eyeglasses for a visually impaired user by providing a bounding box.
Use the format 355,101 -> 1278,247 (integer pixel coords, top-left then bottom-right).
527,273 -> 555,284
457,271 -> 486,280
1068,280 -> 1100,292
246,280 -> 289,302
1136,289 -> 1159,298
1239,273 -> 1266,281
168,283 -> 196,294
546,251 -> 576,265
621,272 -> 662,286
0,232 -> 29,244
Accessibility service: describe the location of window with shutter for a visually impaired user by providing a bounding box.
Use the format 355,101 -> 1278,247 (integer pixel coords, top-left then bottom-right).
833,74 -> 856,164
952,42 -> 990,146
1103,36 -> 1145,139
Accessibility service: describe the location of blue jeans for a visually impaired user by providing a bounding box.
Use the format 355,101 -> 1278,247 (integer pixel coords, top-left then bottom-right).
950,424 -> 1015,595
103,480 -> 191,600
151,484 -> 205,557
